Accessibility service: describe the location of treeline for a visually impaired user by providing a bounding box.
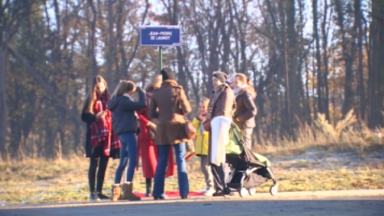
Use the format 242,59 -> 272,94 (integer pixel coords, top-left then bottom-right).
0,0 -> 383,160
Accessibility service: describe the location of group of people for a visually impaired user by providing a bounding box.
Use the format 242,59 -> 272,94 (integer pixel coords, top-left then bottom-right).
80,67 -> 257,201
193,72 -> 257,196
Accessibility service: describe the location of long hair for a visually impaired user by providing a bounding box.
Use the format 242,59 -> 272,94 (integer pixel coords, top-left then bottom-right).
235,73 -> 257,97
110,80 -> 136,99
145,74 -> 162,91
82,76 -> 109,114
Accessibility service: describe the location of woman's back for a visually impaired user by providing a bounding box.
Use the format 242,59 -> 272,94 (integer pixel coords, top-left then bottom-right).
150,80 -> 191,123
149,79 -> 192,145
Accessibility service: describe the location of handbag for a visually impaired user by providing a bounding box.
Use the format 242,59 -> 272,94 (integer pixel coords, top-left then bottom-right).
185,119 -> 197,140
148,118 -> 158,140
176,88 -> 197,140
203,120 -> 211,131
185,139 -> 195,160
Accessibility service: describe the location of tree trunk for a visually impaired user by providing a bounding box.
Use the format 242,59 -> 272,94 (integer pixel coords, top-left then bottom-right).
286,0 -> 300,134
368,0 -> 384,128
0,48 -> 7,160
355,0 -> 365,120
107,0 -> 115,88
321,0 -> 330,120
312,0 -> 324,116
88,0 -> 98,77
334,0 -> 355,117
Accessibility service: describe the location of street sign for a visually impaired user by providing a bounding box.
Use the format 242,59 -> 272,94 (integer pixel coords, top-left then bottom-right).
140,26 -> 181,46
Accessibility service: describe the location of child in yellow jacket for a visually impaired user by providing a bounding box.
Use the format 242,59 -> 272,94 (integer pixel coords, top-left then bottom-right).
192,98 -> 215,196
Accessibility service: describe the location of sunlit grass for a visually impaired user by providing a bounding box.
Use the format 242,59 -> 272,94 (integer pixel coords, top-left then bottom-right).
1,154 -> 383,205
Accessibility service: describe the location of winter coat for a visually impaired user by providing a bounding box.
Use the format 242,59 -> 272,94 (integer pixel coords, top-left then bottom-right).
107,90 -> 146,135
209,85 -> 236,120
148,80 -> 192,145
137,90 -> 175,178
233,87 -> 257,129
192,117 -> 209,156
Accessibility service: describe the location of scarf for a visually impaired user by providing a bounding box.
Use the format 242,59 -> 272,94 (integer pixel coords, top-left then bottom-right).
233,84 -> 247,98
90,94 -> 120,156
206,84 -> 230,120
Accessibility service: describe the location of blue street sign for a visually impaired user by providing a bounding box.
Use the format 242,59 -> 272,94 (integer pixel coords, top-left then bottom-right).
140,26 -> 181,46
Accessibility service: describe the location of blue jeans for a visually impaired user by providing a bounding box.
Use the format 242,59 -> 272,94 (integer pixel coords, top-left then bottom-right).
153,143 -> 189,196
115,133 -> 137,184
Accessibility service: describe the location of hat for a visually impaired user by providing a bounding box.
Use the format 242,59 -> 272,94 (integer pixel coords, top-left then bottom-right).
160,67 -> 176,81
212,71 -> 228,83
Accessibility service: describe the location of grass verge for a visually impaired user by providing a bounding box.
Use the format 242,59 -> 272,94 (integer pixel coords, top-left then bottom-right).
1,154 -> 383,205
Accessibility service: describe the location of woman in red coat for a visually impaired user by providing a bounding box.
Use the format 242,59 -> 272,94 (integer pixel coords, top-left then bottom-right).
137,75 -> 175,196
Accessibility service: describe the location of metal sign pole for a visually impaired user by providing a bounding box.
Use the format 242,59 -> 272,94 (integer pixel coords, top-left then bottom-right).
159,46 -> 163,72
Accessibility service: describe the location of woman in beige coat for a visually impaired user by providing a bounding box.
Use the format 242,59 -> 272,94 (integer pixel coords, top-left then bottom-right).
149,67 -> 192,200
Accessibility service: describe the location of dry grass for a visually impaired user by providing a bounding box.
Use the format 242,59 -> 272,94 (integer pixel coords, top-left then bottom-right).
254,110 -> 384,158
0,156 -> 206,205
1,111 -> 383,205
1,154 -> 384,205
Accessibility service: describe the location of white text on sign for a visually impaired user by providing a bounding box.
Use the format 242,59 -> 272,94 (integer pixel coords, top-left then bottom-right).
149,31 -> 172,40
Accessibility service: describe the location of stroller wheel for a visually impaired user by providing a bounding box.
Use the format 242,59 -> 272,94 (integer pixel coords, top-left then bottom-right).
248,188 -> 256,196
270,184 -> 278,196
239,187 -> 248,197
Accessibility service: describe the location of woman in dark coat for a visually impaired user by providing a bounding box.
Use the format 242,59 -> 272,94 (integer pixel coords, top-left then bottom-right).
149,67 -> 191,200
81,75 -> 120,201
136,75 -> 175,197
232,73 -> 257,149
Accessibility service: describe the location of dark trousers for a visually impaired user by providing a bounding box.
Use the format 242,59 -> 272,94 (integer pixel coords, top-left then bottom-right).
211,163 -> 230,192
88,154 -> 109,193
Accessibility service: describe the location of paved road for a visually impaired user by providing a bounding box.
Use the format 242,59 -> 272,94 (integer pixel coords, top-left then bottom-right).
1,190 -> 384,216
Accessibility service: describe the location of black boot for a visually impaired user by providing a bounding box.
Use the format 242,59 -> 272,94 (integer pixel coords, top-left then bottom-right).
97,192 -> 109,200
89,192 -> 101,201
145,178 -> 152,197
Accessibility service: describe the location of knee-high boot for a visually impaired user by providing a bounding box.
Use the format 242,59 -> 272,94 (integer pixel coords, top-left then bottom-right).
145,178 -> 152,197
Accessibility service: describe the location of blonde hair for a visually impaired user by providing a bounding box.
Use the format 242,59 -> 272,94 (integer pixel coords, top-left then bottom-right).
235,73 -> 251,85
200,97 -> 210,109
145,74 -> 162,91
82,75 -> 109,114
235,73 -> 257,97
111,80 -> 136,98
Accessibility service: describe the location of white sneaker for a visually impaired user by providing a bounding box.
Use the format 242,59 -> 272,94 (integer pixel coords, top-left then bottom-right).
204,189 -> 216,197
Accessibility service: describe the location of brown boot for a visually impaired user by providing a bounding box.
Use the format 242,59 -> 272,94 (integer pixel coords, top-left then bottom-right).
111,184 -> 121,201
121,182 -> 141,201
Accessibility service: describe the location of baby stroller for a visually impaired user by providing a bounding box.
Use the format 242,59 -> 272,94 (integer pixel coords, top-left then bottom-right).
225,123 -> 278,197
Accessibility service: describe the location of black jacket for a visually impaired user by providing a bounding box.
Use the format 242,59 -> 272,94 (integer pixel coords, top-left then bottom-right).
81,110 -> 120,158
108,90 -> 146,135
81,111 -> 97,158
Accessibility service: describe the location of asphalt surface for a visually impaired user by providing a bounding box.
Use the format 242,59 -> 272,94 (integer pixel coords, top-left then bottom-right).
1,190 -> 383,216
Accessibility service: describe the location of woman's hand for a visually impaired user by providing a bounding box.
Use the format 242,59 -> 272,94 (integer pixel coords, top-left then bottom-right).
96,111 -> 107,120
198,114 -> 206,121
136,86 -> 143,92
147,122 -> 157,130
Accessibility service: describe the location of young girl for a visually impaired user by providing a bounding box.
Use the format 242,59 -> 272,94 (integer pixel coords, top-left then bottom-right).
81,76 -> 120,201
108,80 -> 146,201
192,98 -> 215,196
